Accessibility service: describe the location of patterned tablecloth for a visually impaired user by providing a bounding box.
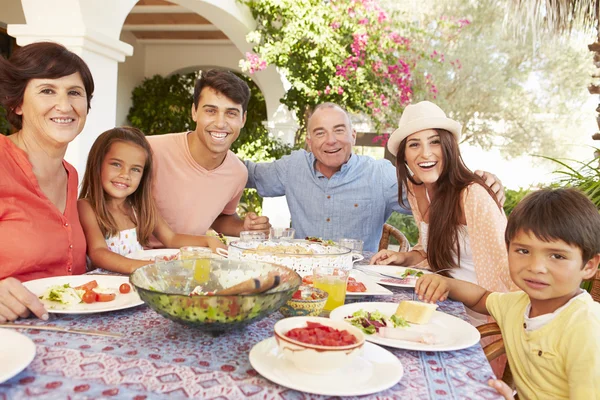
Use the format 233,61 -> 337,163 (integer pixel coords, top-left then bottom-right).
0,262 -> 502,400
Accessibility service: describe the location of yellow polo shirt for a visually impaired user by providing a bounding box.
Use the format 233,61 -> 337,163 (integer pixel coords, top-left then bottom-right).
486,291 -> 600,400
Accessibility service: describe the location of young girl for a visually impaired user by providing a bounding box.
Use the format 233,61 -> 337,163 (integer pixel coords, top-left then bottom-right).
78,127 -> 225,274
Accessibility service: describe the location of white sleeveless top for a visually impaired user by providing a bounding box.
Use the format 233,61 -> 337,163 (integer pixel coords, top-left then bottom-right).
420,221 -> 487,326
420,221 -> 476,282
105,227 -> 143,256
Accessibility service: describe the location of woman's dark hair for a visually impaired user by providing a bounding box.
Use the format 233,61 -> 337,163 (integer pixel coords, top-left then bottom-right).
395,129 -> 502,273
506,188 -> 600,264
193,69 -> 250,112
0,41 -> 94,130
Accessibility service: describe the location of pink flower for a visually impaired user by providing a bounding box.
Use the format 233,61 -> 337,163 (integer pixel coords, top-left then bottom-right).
330,21 -> 341,29
325,85 -> 332,95
245,52 -> 268,73
338,87 -> 344,95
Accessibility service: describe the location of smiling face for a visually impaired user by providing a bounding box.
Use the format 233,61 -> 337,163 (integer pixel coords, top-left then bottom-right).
306,106 -> 356,178
191,87 -> 246,158
101,141 -> 148,203
403,129 -> 444,187
508,229 -> 599,316
15,72 -> 88,148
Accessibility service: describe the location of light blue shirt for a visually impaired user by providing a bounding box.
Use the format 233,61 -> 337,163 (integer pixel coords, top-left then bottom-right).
245,150 -> 411,252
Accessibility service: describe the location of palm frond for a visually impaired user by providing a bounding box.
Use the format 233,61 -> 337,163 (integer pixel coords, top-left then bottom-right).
508,0 -> 599,36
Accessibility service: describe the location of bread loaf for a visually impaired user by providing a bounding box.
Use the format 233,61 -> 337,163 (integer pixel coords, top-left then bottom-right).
395,301 -> 437,324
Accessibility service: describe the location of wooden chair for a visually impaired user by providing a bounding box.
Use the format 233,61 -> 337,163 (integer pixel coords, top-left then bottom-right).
477,322 -> 515,394
378,223 -> 410,252
591,269 -> 600,302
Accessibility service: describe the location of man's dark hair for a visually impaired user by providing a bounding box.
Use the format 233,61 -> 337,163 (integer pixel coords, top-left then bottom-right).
193,69 -> 250,112
506,188 -> 600,263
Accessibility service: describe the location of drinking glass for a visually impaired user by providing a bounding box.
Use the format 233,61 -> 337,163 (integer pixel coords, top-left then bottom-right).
337,238 -> 364,253
239,231 -> 267,241
180,246 -> 212,283
312,266 -> 350,312
269,227 -> 295,240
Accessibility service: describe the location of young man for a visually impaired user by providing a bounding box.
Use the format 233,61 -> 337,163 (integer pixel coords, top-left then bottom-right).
245,102 -> 504,252
416,188 -> 600,400
147,70 -> 270,244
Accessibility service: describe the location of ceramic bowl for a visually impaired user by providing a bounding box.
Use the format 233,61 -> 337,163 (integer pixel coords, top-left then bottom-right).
273,316 -> 365,374
279,286 -> 328,317
130,258 -> 301,332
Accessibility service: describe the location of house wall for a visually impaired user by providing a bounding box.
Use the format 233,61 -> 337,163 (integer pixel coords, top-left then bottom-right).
116,31 -> 146,126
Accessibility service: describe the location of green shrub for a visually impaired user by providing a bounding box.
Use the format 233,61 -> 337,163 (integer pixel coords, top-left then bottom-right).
0,105 -> 10,135
503,188 -> 533,216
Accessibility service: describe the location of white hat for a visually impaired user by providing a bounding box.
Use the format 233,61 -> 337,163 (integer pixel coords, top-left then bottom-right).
387,101 -> 462,156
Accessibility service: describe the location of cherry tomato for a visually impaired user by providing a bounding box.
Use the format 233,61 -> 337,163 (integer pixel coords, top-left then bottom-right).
94,292 -> 116,302
75,280 -> 98,291
119,283 -> 131,294
82,291 -> 96,304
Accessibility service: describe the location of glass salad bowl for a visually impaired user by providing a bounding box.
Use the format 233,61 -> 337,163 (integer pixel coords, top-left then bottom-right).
130,258 -> 301,332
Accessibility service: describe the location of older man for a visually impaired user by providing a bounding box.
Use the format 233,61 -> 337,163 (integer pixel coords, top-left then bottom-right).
245,102 -> 503,252
148,70 -> 270,244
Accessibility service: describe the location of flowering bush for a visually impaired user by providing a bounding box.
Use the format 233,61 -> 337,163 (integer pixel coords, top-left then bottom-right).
240,0 -> 462,138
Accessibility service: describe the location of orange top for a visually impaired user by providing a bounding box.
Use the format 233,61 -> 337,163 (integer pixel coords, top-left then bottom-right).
0,135 -> 86,282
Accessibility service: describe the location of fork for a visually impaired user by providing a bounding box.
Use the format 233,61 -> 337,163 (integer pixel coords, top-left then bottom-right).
354,266 -> 453,280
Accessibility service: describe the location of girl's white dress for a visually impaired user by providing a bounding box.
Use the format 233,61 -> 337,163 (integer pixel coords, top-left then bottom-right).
105,227 -> 143,256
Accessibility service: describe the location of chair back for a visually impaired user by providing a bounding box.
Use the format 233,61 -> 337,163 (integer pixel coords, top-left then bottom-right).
591,270 -> 600,302
378,224 -> 410,252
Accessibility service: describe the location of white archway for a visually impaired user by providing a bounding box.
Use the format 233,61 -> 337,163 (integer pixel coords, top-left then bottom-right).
146,0 -> 286,124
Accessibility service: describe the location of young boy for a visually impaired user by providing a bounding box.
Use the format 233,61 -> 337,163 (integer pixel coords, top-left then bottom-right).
415,188 -> 600,400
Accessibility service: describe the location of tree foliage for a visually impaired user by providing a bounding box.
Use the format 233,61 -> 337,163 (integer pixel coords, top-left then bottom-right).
240,0 -> 461,143
401,0 -> 593,158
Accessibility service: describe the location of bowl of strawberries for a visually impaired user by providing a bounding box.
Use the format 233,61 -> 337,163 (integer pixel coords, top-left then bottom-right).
279,285 -> 328,317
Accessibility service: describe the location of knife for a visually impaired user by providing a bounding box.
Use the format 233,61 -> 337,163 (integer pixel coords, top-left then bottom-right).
0,323 -> 123,338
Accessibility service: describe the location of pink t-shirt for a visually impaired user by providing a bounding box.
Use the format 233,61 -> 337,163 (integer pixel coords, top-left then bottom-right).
147,132 -> 247,247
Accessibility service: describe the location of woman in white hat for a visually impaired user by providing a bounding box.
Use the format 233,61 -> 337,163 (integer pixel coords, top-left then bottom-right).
370,101 -> 517,324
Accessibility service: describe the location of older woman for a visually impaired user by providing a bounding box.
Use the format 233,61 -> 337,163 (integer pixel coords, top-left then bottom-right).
371,101 -> 517,325
0,42 -> 94,321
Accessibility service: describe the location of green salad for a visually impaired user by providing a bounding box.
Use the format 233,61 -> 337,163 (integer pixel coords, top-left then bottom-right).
399,269 -> 424,279
40,284 -> 85,305
345,309 -> 409,334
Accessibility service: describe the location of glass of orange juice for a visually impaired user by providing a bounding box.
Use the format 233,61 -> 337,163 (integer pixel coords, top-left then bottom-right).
180,247 -> 212,283
313,266 -> 350,312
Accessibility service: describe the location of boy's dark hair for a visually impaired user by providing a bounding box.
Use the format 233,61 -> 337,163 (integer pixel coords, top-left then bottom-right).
506,188 -> 600,263
193,69 -> 250,112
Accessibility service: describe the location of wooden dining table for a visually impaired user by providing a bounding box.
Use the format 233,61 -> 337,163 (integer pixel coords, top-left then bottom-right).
0,255 -> 502,400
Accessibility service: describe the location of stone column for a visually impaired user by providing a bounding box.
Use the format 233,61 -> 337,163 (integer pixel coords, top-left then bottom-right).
261,112 -> 299,228
8,0 -> 137,176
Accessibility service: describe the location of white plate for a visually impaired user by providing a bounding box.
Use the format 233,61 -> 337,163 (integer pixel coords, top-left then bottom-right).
0,328 -> 36,383
330,302 -> 480,351
23,275 -> 144,314
249,337 -> 403,396
125,248 -> 180,260
358,265 -> 432,288
346,270 -> 393,297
